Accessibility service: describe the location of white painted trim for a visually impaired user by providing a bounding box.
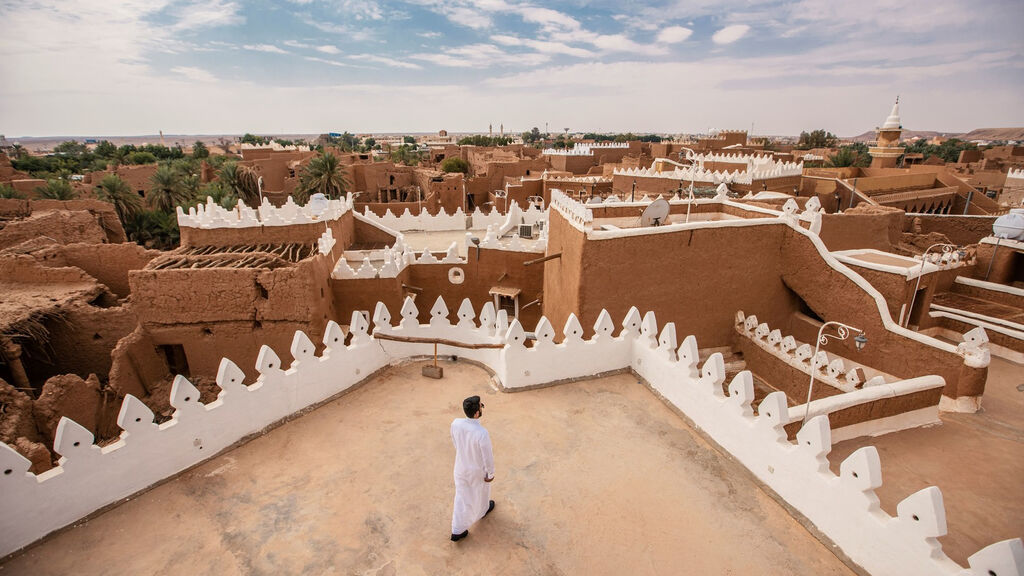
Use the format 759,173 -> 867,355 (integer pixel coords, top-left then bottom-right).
979,236 -> 1024,250
927,310 -> 1024,340
831,249 -> 944,280
788,376 -> 945,425
830,406 -> 940,443
938,394 -> 982,413
954,276 -> 1024,298
921,327 -> 1024,364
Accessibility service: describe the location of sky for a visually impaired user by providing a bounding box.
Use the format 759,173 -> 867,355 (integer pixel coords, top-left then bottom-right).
1,0 -> 1022,138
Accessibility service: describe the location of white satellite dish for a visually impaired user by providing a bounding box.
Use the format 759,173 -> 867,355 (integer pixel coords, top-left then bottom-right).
992,211 -> 1024,240
640,198 -> 670,227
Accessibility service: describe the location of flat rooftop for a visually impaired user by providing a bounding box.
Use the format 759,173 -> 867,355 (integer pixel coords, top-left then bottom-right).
829,354 -> 1024,566
2,361 -> 854,575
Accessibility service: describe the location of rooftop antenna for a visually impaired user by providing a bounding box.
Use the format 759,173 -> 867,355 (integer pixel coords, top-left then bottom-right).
640,198 -> 670,227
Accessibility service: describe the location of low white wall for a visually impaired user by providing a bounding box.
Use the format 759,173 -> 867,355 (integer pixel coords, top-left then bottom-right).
0,298 -> 1019,576
361,206 -> 467,232
177,196 -> 350,229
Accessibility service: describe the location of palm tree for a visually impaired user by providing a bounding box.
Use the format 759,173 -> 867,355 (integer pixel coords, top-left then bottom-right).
35,179 -> 77,200
295,151 -> 348,203
147,164 -> 189,212
218,161 -> 261,207
95,173 -> 143,224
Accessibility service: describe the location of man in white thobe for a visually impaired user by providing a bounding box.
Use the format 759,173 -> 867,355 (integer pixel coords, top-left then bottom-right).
450,395 -> 495,541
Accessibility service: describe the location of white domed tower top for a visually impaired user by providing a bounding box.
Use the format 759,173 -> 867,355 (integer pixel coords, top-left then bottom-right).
881,96 -> 901,130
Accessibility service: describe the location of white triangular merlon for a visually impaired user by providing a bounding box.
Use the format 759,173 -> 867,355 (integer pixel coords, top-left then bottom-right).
429,296 -> 450,327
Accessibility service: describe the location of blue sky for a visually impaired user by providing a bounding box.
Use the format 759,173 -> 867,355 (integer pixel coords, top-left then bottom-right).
1,0 -> 1022,137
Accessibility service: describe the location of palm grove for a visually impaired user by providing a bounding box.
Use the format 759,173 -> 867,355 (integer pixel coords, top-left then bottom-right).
4,141 -> 348,250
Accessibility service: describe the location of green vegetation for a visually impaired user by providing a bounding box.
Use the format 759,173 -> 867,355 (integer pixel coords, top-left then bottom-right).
125,210 -> 179,250
0,183 -> 25,199
191,141 -> 209,159
295,151 -> 349,203
520,127 -> 544,144
796,129 -> 838,150
581,132 -> 662,143
147,165 -> 190,213
457,135 -> 512,146
403,135 -> 416,144
903,138 -> 978,163
390,144 -> 424,166
94,174 -> 143,224
825,143 -> 871,168
11,140 -> 186,179
218,162 -> 261,207
240,133 -> 269,145
34,179 -> 77,200
440,157 -> 470,174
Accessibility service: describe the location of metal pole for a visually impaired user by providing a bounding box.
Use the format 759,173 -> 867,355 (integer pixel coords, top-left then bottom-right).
904,243 -> 957,327
963,189 -> 974,215
984,238 -> 1001,281
802,321 -> 865,425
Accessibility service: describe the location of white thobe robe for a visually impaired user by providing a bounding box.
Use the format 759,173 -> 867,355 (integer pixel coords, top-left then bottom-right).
451,418 -> 494,534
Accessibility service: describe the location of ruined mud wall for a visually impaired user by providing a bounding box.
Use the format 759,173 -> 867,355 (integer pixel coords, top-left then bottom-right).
0,210 -> 108,250
905,214 -> 997,247
128,254 -> 335,380
34,242 -> 161,298
818,207 -> 903,252
21,304 -> 137,388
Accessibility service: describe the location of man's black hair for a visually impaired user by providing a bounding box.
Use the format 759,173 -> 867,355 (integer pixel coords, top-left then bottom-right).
462,395 -> 481,418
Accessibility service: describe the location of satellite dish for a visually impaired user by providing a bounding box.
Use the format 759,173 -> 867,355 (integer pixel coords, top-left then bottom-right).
588,196 -> 603,205
307,192 -> 329,218
640,198 -> 670,227
992,211 -> 1024,240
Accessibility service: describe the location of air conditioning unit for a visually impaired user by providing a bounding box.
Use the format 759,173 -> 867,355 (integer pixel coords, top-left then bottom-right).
519,224 -> 533,238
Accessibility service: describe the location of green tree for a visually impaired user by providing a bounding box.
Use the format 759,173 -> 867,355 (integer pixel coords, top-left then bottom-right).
126,151 -> 158,165
199,181 -> 237,209
218,162 -> 261,207
390,144 -> 423,166
53,140 -> 88,156
147,165 -> 189,212
440,157 -> 469,174
191,141 -> 210,159
35,179 -> 77,200
797,129 -> 838,150
363,138 -> 376,150
457,135 -> 511,146
95,173 -> 143,224
125,209 -> 180,250
0,183 -> 25,199
403,135 -> 416,144
94,140 -> 117,158
240,133 -> 268,145
826,144 -> 870,168
295,151 -> 349,203
521,127 -> 542,144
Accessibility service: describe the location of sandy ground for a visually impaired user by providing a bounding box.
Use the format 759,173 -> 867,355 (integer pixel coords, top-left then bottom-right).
830,354 -> 1024,566
2,361 -> 854,576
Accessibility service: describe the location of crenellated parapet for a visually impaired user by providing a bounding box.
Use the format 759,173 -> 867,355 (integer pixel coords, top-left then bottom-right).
176,195 -> 351,229
615,156 -> 803,185
0,297 -> 1019,575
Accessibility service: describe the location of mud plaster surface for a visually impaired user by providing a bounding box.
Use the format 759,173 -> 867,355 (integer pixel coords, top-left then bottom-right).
2,362 -> 854,576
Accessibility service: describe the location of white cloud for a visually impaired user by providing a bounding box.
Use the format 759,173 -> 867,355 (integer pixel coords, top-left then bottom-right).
712,24 -> 750,45
412,43 -> 549,68
172,0 -> 244,31
243,44 -> 289,54
283,40 -> 312,49
317,45 -> 341,54
171,66 -> 217,82
304,56 -> 351,68
657,26 -> 692,44
492,35 -> 594,58
419,31 -> 443,38
348,53 -> 422,69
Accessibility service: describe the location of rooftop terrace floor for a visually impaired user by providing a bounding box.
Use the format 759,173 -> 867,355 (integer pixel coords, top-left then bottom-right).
829,354 -> 1024,566
3,361 -> 854,576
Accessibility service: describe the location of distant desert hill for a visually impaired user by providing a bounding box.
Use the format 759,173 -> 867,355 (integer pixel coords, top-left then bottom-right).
846,127 -> 1024,142
958,128 -> 1024,141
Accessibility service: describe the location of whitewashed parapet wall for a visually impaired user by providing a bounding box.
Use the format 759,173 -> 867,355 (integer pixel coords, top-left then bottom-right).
176,195 -> 351,229
614,156 -> 803,185
1006,167 -> 1024,182
733,310 -> 950,441
550,188 -> 594,230
1,298 -> 1020,576
357,203 -> 547,233
332,241 -> 464,280
541,142 -> 629,155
